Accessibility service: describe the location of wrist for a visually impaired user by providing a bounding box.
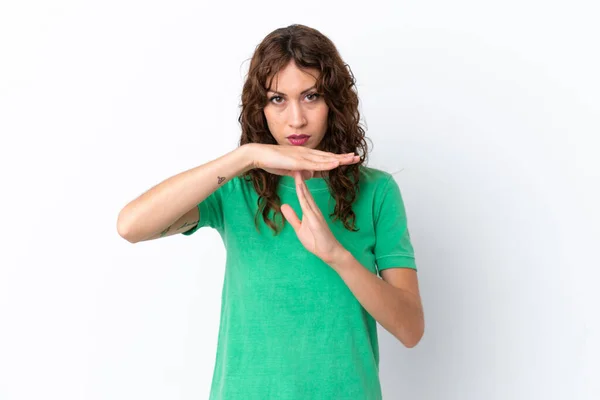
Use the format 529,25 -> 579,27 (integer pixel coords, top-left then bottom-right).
328,246 -> 353,272
237,143 -> 257,174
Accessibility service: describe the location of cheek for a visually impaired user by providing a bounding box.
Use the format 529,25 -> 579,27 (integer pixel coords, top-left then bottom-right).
317,105 -> 329,126
264,109 -> 282,131
265,107 -> 282,119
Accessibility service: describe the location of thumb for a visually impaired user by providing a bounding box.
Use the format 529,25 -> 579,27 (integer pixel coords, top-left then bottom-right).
280,204 -> 301,231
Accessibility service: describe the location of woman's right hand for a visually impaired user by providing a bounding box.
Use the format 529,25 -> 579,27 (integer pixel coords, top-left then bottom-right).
247,143 -> 360,179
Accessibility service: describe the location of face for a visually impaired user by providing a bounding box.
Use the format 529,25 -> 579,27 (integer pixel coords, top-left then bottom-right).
263,60 -> 329,151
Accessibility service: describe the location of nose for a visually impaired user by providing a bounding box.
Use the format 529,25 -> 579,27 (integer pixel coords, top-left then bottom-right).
287,101 -> 307,129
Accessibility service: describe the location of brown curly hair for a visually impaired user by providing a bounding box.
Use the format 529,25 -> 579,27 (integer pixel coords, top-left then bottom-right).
238,24 -> 371,235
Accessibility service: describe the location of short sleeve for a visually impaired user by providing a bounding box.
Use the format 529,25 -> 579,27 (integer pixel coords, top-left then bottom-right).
181,177 -> 235,235
373,175 -> 417,272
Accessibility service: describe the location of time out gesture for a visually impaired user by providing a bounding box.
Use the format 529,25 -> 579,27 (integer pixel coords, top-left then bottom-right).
281,170 -> 349,265
250,143 -> 360,264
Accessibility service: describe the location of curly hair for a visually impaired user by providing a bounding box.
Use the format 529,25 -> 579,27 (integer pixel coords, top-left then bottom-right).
238,24 -> 371,235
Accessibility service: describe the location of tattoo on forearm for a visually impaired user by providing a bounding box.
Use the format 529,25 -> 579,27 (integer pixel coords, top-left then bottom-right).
217,176 -> 226,184
178,220 -> 198,230
154,219 -> 199,239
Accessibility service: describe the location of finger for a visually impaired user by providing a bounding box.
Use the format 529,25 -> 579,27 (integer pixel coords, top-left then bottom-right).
300,178 -> 324,220
319,153 -> 360,163
280,204 -> 301,231
303,159 -> 340,171
300,155 -> 341,165
305,148 -> 354,156
271,168 -> 294,176
301,170 -> 313,180
294,171 -> 315,216
310,155 -> 359,169
339,155 -> 361,164
305,150 -> 358,163
305,152 -> 357,162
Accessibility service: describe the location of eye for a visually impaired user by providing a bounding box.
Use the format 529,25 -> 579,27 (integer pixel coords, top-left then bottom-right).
269,95 -> 283,104
268,93 -> 321,105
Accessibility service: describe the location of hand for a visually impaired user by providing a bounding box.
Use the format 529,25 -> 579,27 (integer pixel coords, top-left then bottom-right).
248,143 -> 360,179
280,170 -> 347,265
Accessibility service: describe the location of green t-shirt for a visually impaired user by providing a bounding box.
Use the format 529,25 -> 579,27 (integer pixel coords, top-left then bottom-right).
183,165 -> 417,399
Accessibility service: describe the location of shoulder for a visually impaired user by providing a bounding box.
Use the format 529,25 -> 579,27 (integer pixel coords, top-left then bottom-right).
357,166 -> 406,218
357,165 -> 394,192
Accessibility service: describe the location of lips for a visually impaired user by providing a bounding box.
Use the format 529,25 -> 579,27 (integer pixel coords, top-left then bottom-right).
287,135 -> 310,145
288,135 -> 310,139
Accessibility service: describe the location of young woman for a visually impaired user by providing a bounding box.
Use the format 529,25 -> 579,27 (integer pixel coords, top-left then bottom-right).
117,24 -> 424,400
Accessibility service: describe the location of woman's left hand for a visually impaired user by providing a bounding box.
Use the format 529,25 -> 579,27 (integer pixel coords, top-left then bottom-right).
281,170 -> 346,265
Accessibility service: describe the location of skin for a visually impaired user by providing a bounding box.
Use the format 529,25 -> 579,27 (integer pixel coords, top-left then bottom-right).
281,170 -> 424,347
264,61 -> 425,348
263,59 -> 329,177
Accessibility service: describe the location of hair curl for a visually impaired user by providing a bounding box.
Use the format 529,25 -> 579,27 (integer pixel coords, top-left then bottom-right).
238,24 -> 371,235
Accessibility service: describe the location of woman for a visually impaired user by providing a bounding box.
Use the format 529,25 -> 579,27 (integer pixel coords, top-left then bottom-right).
117,24 -> 424,400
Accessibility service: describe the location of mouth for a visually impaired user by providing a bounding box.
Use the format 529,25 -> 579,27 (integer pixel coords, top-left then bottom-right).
287,135 -> 310,146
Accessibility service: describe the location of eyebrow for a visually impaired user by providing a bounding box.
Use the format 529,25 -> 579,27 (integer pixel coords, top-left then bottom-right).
266,85 -> 317,96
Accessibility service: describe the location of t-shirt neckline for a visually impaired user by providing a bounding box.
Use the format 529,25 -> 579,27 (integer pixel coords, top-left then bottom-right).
278,174 -> 330,192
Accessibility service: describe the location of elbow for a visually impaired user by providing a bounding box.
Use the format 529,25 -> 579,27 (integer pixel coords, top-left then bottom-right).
117,211 -> 138,243
399,319 -> 425,349
401,331 -> 424,349
402,333 -> 423,348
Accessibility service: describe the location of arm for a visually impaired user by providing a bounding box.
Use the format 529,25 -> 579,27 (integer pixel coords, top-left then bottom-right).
328,249 -> 424,348
283,172 -> 424,347
117,144 -> 255,243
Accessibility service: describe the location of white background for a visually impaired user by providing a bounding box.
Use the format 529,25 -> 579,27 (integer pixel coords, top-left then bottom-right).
1,0 -> 599,399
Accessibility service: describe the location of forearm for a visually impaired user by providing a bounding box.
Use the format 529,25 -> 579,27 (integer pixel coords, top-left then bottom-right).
117,144 -> 255,242
328,249 -> 424,348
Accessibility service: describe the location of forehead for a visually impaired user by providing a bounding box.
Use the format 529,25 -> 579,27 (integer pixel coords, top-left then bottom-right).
266,62 -> 320,93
